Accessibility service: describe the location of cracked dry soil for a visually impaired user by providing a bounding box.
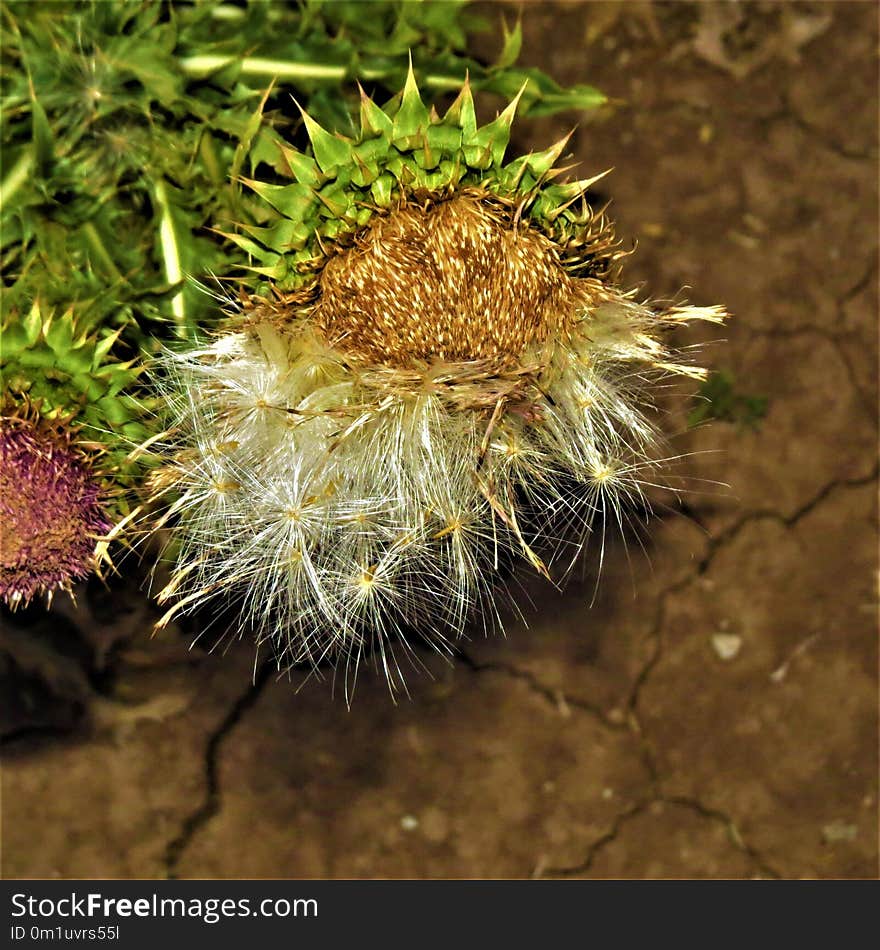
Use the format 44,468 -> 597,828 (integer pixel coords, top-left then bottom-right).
1,1 -> 877,880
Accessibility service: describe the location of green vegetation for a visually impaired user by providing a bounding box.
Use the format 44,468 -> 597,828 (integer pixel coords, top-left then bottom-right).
689,370 -> 769,430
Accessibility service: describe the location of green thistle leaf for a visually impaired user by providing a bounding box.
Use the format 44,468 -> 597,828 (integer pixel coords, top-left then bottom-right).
495,17 -> 523,70
29,93 -> 54,177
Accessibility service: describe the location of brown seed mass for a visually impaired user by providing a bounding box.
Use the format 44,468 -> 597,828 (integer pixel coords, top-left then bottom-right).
313,193 -> 584,366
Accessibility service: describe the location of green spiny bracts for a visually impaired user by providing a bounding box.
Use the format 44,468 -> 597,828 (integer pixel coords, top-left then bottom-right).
228,69 -> 613,292
0,300 -> 145,449
151,74 -> 726,698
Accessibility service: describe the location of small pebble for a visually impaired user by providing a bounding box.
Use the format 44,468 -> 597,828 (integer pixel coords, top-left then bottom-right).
400,815 -> 419,832
822,821 -> 857,844
711,633 -> 743,661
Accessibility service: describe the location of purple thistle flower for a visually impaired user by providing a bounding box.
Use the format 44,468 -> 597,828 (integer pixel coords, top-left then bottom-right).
0,416 -> 111,608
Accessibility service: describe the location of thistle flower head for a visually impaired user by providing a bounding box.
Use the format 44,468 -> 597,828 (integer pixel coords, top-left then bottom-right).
0,410 -> 111,609
152,72 -> 726,696
0,300 -> 149,598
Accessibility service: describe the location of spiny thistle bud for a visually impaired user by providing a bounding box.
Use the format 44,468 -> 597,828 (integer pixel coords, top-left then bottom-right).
0,301 -> 144,448
1,301 -> 147,597
0,409 -> 111,609
151,72 -> 725,695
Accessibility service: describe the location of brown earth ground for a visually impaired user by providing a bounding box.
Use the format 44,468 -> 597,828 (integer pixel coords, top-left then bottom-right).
2,1 -> 878,879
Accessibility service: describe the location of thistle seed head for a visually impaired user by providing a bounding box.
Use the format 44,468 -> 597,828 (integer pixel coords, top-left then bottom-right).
315,192 -> 587,366
148,74 -> 727,697
0,413 -> 111,609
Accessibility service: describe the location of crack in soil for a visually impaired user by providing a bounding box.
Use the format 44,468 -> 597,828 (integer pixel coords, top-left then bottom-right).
837,261 -> 879,307
626,574 -> 696,718
541,800 -> 651,877
542,793 -> 781,879
456,649 -> 627,731
623,470 -> 878,725
163,661 -> 275,878
624,572 -> 699,788
694,465 -> 879,581
746,260 -> 878,419
751,323 -> 877,419
659,795 -> 782,879
832,262 -> 880,417
612,470 -> 876,881
822,339 -> 876,421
